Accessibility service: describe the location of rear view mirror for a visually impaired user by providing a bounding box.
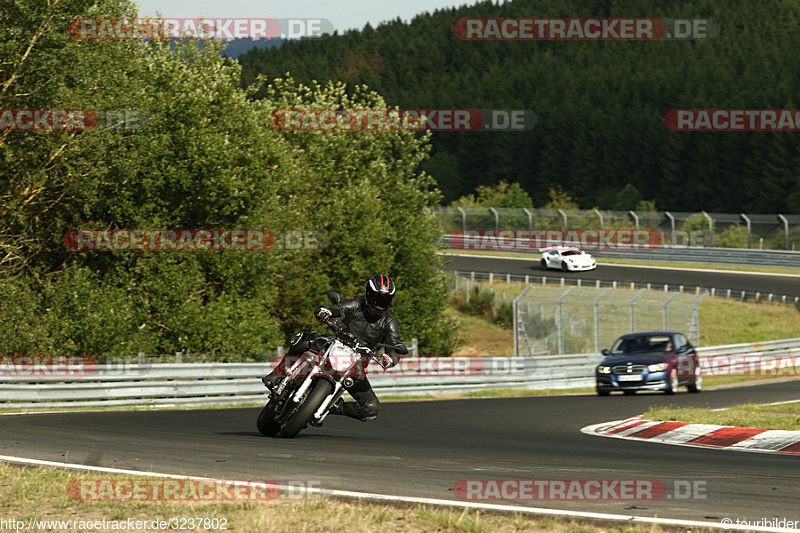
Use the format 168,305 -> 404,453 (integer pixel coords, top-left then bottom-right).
601,349 -> 610,356
327,291 -> 341,305
677,346 -> 689,354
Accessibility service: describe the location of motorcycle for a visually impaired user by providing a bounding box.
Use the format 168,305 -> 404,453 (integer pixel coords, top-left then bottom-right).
257,291 -> 408,438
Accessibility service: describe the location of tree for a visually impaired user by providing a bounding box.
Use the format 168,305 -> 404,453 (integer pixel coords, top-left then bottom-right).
450,180 -> 533,208
0,3 -> 458,356
612,184 -> 643,211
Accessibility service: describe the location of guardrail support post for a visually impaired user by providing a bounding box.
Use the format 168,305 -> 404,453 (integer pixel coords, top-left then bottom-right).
556,286 -> 575,354
740,213 -> 751,249
629,210 -> 639,230
703,211 -> 714,247
523,207 -> 533,232
594,208 -> 604,232
778,214 -> 789,250
629,289 -> 646,332
513,285 -> 535,357
456,206 -> 467,233
692,293 -> 708,346
489,207 -> 499,231
558,208 -> 568,232
663,292 -> 679,330
665,212 -> 676,246
593,288 -> 612,353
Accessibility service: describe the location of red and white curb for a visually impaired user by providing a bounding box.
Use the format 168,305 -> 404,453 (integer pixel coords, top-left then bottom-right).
582,416 -> 800,455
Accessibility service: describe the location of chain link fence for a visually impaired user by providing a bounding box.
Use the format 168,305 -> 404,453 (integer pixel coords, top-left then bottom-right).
513,285 -> 706,356
431,207 -> 800,250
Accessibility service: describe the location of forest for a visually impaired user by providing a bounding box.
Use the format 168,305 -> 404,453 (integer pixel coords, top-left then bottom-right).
238,0 -> 800,213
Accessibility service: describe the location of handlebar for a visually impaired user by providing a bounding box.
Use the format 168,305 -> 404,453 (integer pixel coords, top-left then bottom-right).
317,313 -> 407,357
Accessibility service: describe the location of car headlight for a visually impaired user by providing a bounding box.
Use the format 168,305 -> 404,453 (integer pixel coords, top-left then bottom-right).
648,363 -> 667,372
597,366 -> 611,374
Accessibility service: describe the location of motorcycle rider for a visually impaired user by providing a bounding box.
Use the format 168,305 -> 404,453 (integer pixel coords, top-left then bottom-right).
262,273 -> 403,422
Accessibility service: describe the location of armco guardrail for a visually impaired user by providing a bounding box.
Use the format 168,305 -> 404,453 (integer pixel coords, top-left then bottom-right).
2,338 -> 798,408
450,269 -> 800,306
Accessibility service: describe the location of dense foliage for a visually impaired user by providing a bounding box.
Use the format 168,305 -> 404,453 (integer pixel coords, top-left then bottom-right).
238,0 -> 800,212
0,0 -> 457,357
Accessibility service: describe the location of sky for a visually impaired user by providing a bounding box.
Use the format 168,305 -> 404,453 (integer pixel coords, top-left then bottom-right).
133,0 -> 485,34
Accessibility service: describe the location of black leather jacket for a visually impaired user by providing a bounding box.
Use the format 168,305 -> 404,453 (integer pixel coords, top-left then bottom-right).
317,298 -> 402,357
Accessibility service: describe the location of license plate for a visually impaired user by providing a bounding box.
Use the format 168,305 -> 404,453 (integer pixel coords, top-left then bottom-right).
618,374 -> 643,382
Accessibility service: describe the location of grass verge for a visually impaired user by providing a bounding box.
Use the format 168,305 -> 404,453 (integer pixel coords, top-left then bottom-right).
644,401 -> 800,431
0,462 -> 723,532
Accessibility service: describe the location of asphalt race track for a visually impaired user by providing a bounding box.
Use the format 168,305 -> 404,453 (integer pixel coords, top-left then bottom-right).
442,254 -> 800,298
2,381 -> 799,524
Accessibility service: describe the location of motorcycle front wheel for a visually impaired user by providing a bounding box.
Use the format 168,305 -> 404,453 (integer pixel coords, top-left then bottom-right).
279,379 -> 334,438
256,400 -> 282,436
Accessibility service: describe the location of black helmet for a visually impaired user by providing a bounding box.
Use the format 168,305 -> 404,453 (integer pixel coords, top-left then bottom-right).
365,274 -> 396,316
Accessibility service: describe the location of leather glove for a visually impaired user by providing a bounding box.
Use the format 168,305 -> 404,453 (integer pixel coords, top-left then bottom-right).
377,354 -> 397,370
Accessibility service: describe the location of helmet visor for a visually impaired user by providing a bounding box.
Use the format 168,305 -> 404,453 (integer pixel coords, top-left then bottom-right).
369,291 -> 394,310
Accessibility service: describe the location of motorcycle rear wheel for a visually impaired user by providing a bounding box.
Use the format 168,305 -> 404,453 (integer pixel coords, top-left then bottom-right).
280,379 -> 334,438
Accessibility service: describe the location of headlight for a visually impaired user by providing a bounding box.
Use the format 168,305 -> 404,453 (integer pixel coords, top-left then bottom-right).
648,363 -> 667,372
597,366 -> 611,374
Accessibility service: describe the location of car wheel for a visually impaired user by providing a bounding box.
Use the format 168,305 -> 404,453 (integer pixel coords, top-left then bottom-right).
561,262 -> 569,272
623,390 -> 636,395
688,373 -> 703,393
664,369 -> 679,395
541,259 -> 548,270
597,388 -> 610,396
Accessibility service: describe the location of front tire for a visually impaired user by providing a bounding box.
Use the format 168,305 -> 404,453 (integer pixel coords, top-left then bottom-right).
688,373 -> 703,393
280,379 -> 334,438
665,369 -> 679,395
561,262 -> 569,272
541,259 -> 548,271
256,400 -> 281,436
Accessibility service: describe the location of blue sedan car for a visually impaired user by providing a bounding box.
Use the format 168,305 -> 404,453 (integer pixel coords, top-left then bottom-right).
595,331 -> 702,395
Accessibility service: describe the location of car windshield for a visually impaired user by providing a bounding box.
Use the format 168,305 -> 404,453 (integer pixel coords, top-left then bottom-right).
562,250 -> 581,256
609,335 -> 672,355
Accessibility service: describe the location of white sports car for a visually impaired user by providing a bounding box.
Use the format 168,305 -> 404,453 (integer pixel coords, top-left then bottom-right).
540,246 -> 597,272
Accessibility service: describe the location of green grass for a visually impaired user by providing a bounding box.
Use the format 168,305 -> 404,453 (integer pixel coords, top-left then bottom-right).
644,401 -> 800,431
0,462 -> 702,533
698,298 -> 800,345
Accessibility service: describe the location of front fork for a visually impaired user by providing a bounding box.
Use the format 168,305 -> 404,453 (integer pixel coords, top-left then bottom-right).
313,380 -> 345,423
